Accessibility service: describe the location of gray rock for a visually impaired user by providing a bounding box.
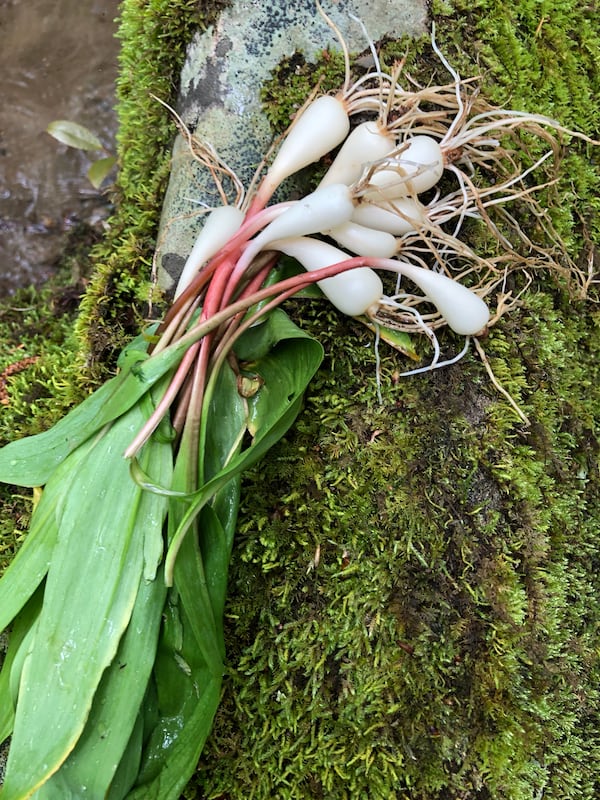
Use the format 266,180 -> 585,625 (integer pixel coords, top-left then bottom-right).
156,0 -> 428,292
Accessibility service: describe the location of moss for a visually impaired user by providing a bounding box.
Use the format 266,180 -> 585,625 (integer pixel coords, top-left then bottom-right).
431,0 -> 600,266
75,0 -> 230,376
187,2 -> 600,799
261,49 -> 346,132
192,288 -> 600,799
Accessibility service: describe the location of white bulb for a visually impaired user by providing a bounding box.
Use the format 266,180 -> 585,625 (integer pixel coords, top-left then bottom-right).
174,205 -> 245,298
400,263 -> 490,335
318,121 -> 396,189
326,221 -> 397,258
263,95 -> 350,194
251,184 -> 354,253
352,197 -> 426,236
274,236 -> 383,317
365,136 -> 444,199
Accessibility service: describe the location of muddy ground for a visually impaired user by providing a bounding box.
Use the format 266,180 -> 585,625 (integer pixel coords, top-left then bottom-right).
0,0 -> 121,295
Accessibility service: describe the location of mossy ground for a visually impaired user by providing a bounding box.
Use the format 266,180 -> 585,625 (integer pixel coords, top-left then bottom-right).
1,0 -> 599,798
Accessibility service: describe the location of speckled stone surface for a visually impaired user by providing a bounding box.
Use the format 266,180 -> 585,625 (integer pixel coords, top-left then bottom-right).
156,0 -> 428,291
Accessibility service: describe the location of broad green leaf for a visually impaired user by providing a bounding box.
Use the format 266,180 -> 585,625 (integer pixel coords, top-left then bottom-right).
1,406 -> 154,798
171,516 -> 224,670
196,504 -> 234,647
201,358 -> 246,536
127,593 -> 222,799
126,675 -> 221,800
0,329 -> 181,488
202,357 -> 247,485
233,304 -> 314,361
0,434 -> 95,631
34,569 -> 167,799
125,361 -> 249,797
243,313 -> 323,437
163,457 -> 223,673
0,589 -> 43,744
27,430 -> 171,797
87,155 -> 117,188
106,711 -> 145,800
179,361 -> 247,657
46,120 -> 103,151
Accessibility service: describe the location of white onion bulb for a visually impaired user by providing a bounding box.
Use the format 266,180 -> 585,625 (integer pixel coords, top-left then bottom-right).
352,197 -> 426,236
249,184 -> 354,255
326,221 -> 397,258
318,121 -> 396,189
399,263 -> 490,335
174,205 -> 245,298
365,136 -> 444,199
274,236 -> 383,317
261,95 -> 350,197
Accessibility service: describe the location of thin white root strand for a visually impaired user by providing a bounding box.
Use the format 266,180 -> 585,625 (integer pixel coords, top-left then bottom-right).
473,337 -> 530,425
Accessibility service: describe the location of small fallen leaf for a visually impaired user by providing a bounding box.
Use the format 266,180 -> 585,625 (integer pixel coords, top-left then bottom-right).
46,120 -> 104,151
88,155 -> 118,188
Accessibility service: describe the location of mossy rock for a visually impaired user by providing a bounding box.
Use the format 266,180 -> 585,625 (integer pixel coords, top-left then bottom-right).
1,0 -> 599,798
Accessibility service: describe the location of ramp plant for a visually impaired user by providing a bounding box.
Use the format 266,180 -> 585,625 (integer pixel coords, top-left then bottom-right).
0,6 -> 596,798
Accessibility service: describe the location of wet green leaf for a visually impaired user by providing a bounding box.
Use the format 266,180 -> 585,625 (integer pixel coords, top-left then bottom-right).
0,589 -> 43,744
46,120 -> 103,151
127,590 -> 222,800
0,434 -> 96,631
88,155 -> 118,188
1,405 -> 162,798
34,570 -> 167,799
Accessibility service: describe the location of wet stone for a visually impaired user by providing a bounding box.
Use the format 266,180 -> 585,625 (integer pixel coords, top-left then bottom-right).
156,0 -> 427,293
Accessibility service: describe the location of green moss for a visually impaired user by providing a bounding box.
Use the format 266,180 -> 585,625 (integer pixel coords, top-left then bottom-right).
76,0 -> 230,375
432,0 -> 600,270
187,2 -> 600,798
261,49 -> 346,132
190,285 -> 600,798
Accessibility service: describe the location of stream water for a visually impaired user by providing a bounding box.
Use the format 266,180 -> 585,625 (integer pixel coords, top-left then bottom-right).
0,0 -> 121,296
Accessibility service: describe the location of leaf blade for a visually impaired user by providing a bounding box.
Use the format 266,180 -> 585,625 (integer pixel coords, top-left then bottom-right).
1,407 -> 151,797
0,434 -> 96,631
87,155 -> 117,188
46,120 -> 103,151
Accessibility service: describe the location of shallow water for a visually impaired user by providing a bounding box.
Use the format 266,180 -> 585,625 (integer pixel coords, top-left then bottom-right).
0,0 -> 121,295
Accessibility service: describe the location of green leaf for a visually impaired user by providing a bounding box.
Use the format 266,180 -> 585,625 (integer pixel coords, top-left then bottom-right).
0,589 -> 43,744
34,570 -> 167,799
0,434 -> 96,631
46,120 -> 103,151
106,711 -> 145,800
127,674 -> 221,800
165,310 -> 323,583
363,319 -> 418,360
87,155 -> 117,188
127,592 -> 222,800
1,405 -> 159,798
0,330 -> 175,488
